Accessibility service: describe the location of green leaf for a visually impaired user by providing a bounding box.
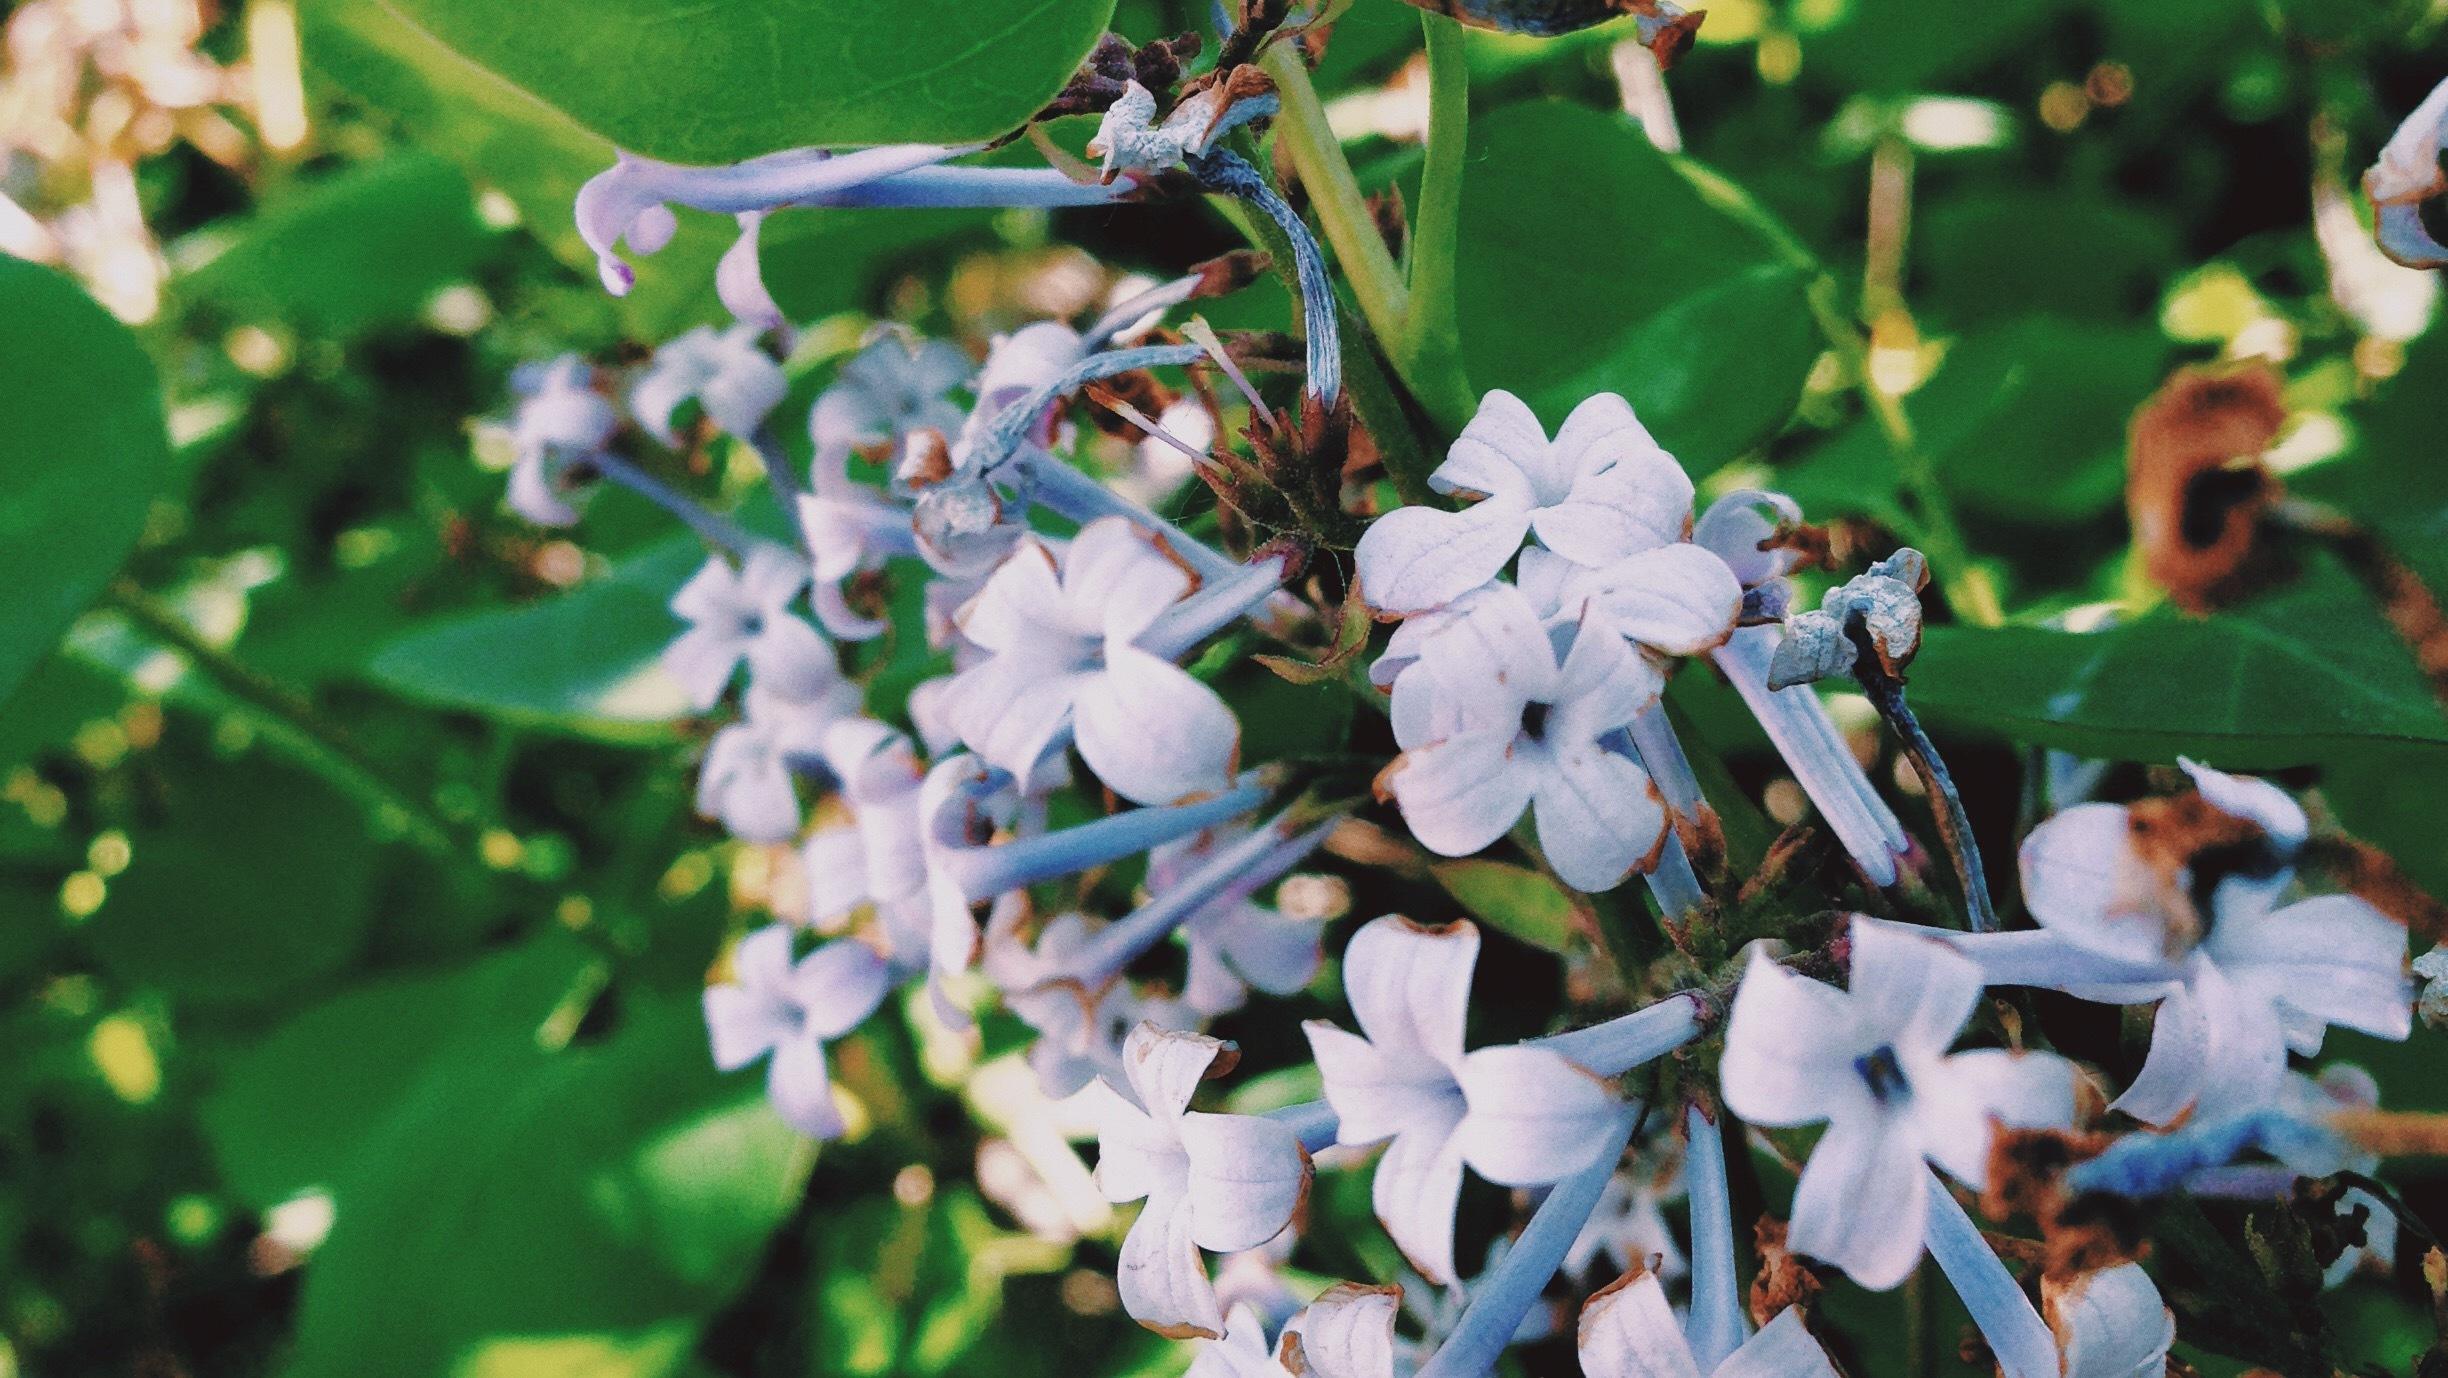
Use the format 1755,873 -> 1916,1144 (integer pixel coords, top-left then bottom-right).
298,0 -> 1000,340
0,259 -> 172,709
1455,102 -> 1817,469
363,534 -> 703,742
1919,316 -> 2173,524
178,153 -> 496,337
380,0 -> 1118,164
1431,858 -> 1579,953
1909,551 -> 2448,766
247,943 -> 811,1378
81,749 -> 381,1007
1919,192 -> 2180,327
202,939 -> 590,1207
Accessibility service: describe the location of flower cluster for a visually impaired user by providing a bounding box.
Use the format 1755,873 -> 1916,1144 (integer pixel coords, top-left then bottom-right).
463,36 -> 2436,1378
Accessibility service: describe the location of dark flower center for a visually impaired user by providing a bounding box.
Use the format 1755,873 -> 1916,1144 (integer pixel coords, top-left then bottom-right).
1521,701 -> 1552,741
1855,1044 -> 1910,1104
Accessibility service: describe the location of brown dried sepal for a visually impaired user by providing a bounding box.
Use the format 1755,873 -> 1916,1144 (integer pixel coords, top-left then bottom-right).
2300,834 -> 2447,942
2126,364 -> 2288,614
1748,1216 -> 1826,1324
1190,249 -> 1273,300
1035,32 -> 1206,122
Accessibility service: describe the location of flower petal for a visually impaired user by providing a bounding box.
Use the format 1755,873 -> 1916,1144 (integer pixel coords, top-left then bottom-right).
1720,948 -> 1872,1128
1455,1044 -> 1626,1186
1435,389 -> 1549,504
1353,498 -> 1533,616
1786,1109 -> 1929,1291
1181,1111 -> 1308,1253
790,939 -> 892,1041
1384,729 -> 1535,860
765,1029 -> 844,1139
1117,1191 -> 1226,1339
1074,645 -> 1240,806
662,624 -> 745,711
2018,803 -> 2171,967
2045,1263 -> 2175,1378
1717,1306 -> 1842,1378
1064,516 -> 1193,642
1288,1283 -> 1402,1378
1573,545 -> 1743,656
704,985 -> 783,1071
1123,1022 -> 1232,1123
1576,1269 -> 1705,1378
1342,915 -> 1480,1078
1371,1118 -> 1468,1286
1916,1048 -> 2076,1189
1530,745 -> 1664,893
1846,920 -> 1985,1062
2206,894 -> 2412,1044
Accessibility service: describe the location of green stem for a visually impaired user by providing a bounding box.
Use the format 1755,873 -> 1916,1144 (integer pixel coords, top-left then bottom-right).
1399,13 -> 1475,429
1257,44 -> 1411,366
103,580 -> 468,861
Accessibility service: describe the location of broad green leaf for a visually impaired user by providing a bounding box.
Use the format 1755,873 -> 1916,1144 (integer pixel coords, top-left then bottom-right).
1802,0 -> 2062,95
1431,858 -> 1579,953
202,938 -> 591,1207
1921,317 -> 2172,523
1455,102 -> 1816,469
2295,328 -> 2448,593
363,534 -> 705,741
0,259 -> 172,709
268,951 -> 810,1378
1910,551 -> 2448,766
81,749 -> 381,1006
299,0 -> 998,340
1919,192 -> 2179,326
381,0 -> 1118,164
178,153 -> 496,337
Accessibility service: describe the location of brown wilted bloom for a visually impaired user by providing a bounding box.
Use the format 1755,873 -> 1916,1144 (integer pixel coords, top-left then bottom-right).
1985,1127 -> 2146,1280
2125,364 -> 2287,614
1747,1216 -> 1826,1325
2122,788 -> 2286,956
2299,834 -> 2448,943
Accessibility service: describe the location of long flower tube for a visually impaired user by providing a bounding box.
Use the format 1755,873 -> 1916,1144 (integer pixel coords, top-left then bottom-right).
1683,1103 -> 1748,1372
586,451 -> 759,556
1263,1098 -> 1343,1154
1923,1169 -> 2056,1378
1081,270 -> 1211,349
579,142 -> 970,292
930,775 -> 1272,904
1186,147 -> 1342,406
971,343 -> 1213,475
1055,810 -> 1341,987
1646,832 -> 1707,921
2064,1111 -> 2345,1201
1011,443 -> 1241,582
1712,626 -> 1909,886
1138,549 -> 1299,660
1413,1107 -> 1638,1378
1530,990 -> 1709,1077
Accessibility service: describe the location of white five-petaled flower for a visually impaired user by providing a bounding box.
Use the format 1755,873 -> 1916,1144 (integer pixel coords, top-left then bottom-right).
1304,916 -> 1630,1285
630,322 -> 789,446
811,328 -> 973,456
1186,1283 -> 1401,1378
1577,1268 -> 1839,1378
1380,583 -> 1667,892
1146,822 -> 1328,1017
703,925 -> 891,1139
502,354 -> 618,527
1353,390 -> 1725,620
1088,1024 -> 1311,1339
663,543 -> 842,710
942,517 -> 1239,806
1939,761 -> 2412,1126
1720,923 -> 2077,1290
694,686 -> 857,843
1085,79 -> 1280,182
